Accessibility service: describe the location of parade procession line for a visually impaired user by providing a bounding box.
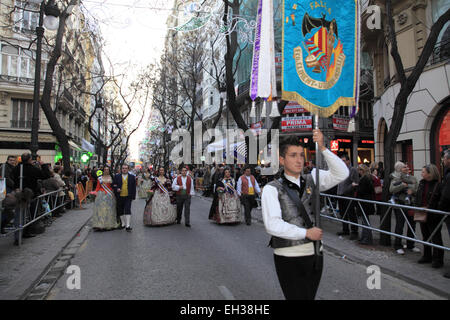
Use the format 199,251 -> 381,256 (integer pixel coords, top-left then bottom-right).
0,203 -> 94,300
194,194 -> 450,299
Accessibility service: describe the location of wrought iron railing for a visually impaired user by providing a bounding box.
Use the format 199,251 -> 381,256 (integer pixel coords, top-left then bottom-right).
429,38 -> 450,66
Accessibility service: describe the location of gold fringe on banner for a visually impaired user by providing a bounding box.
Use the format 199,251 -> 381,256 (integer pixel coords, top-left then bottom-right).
282,91 -> 356,118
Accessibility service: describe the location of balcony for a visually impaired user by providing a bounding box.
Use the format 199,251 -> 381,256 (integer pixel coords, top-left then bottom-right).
0,74 -> 36,86
11,120 -> 32,129
428,38 -> 450,66
64,89 -> 74,104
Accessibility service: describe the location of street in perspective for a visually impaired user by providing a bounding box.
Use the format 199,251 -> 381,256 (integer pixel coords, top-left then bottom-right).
0,0 -> 449,304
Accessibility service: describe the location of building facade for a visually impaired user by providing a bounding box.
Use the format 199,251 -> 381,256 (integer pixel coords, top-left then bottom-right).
367,0 -> 449,178
0,1 -> 105,165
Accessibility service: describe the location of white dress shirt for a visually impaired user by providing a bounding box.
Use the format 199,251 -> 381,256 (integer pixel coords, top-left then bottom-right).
172,176 -> 196,196
261,149 -> 349,257
237,175 -> 261,196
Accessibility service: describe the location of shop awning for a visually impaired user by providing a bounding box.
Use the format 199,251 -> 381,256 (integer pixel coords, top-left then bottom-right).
82,138 -> 95,153
68,140 -> 82,151
206,139 -> 245,153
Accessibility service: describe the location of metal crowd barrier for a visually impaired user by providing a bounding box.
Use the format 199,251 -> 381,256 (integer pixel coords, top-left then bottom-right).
0,188 -> 68,246
320,193 -> 450,252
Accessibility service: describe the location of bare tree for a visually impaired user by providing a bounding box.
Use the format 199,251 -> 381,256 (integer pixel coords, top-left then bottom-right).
378,3 -> 450,245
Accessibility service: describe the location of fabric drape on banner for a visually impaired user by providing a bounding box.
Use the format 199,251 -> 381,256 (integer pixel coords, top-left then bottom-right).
281,0 -> 360,117
250,0 -> 278,118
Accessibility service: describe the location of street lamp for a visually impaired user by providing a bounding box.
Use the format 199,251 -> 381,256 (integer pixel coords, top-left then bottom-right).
30,0 -> 60,160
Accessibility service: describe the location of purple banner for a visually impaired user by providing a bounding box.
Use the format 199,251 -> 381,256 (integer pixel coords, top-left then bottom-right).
250,0 -> 263,101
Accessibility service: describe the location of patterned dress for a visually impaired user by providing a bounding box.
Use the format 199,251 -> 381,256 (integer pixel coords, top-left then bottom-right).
91,176 -> 119,230
138,174 -> 152,199
212,178 -> 241,224
143,176 -> 177,226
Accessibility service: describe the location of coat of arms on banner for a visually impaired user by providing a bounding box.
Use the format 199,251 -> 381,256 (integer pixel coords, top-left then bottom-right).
282,1 -> 360,117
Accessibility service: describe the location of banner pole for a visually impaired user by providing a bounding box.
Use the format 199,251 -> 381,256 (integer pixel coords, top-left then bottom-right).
314,114 -> 322,256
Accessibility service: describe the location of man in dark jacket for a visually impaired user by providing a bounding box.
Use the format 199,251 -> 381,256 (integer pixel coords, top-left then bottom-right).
0,156 -> 17,233
1,155 -> 17,193
12,153 -> 51,195
208,165 -> 224,219
336,154 -> 359,240
439,150 -> 450,278
112,164 -> 137,231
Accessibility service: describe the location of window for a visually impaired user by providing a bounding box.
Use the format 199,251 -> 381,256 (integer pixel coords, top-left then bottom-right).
0,43 -> 44,80
14,0 -> 39,33
11,99 -> 33,128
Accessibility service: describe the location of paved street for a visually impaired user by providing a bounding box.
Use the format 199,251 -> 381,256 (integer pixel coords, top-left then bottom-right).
46,196 -> 445,300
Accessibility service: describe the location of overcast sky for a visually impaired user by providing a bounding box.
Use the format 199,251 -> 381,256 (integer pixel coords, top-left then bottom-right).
82,0 -> 173,161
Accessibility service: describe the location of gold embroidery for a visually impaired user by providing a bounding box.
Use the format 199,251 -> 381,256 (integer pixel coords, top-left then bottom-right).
293,46 -> 345,90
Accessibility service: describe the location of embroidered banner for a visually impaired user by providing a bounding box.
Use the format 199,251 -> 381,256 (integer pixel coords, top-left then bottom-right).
282,0 -> 360,117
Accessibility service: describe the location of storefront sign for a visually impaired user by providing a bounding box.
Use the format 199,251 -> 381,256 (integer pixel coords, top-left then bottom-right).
330,140 -> 339,152
283,102 -> 307,114
281,116 -> 313,132
333,115 -> 351,131
361,140 -> 375,144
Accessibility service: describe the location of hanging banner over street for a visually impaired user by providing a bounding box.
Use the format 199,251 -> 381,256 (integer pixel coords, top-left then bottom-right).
281,116 -> 313,132
281,0 -> 360,117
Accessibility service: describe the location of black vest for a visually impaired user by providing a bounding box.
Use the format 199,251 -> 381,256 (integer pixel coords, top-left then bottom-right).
268,173 -> 316,249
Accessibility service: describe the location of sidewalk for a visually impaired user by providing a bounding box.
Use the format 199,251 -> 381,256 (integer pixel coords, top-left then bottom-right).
0,203 -> 93,300
196,193 -> 450,298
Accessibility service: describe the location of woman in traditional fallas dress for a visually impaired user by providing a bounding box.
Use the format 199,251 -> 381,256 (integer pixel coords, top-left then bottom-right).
91,166 -> 119,231
143,167 -> 177,226
138,170 -> 152,199
211,167 -> 241,224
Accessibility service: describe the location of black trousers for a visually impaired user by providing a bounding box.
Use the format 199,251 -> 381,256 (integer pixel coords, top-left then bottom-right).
176,195 -> 191,224
274,254 -> 323,300
394,209 -> 416,250
420,213 -> 444,263
338,198 -> 358,233
241,194 -> 256,224
117,196 -> 132,219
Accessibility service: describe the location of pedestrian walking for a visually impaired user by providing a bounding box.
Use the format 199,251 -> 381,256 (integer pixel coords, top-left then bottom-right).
144,167 -> 176,226
261,130 -> 348,300
415,164 -> 443,268
336,154 -> 359,240
437,149 -> 450,278
208,165 -> 224,219
210,167 -> 241,224
91,167 -> 119,231
237,166 -> 261,225
172,167 -> 195,227
112,164 -> 137,232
